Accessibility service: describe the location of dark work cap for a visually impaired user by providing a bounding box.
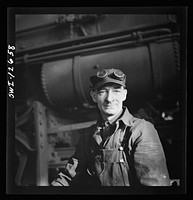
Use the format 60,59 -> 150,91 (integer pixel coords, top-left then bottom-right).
90,68 -> 126,90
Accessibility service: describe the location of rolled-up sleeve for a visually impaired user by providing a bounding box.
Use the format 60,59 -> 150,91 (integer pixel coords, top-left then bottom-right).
131,121 -> 170,186
51,132 -> 89,186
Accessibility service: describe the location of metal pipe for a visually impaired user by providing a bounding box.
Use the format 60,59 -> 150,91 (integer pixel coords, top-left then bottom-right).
16,33 -> 136,63
18,28 -> 171,61
16,22 -> 58,36
47,120 -> 96,134
16,23 -> 173,56
16,33 -> 179,65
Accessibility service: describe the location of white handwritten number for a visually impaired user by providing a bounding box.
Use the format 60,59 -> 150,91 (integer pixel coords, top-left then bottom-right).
8,66 -> 14,71
8,44 -> 15,51
7,49 -> 14,57
7,58 -> 13,65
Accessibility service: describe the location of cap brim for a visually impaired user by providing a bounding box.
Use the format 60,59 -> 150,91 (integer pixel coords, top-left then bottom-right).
91,77 -> 126,90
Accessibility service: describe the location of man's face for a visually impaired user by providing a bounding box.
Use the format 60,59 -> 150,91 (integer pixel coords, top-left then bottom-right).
90,83 -> 127,118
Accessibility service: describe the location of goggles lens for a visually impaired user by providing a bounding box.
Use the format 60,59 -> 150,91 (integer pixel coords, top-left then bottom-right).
97,69 -> 108,78
96,69 -> 125,80
113,69 -> 125,78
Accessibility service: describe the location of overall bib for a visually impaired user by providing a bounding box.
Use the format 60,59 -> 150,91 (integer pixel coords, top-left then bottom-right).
85,125 -> 131,186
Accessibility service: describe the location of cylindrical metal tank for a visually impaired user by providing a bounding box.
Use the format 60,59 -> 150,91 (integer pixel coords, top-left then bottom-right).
41,36 -> 180,110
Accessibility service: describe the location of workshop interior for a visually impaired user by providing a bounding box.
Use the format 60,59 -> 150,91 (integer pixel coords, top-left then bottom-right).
12,10 -> 186,187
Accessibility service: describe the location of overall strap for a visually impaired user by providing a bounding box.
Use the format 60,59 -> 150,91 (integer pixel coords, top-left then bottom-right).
121,125 -> 131,149
84,124 -> 131,159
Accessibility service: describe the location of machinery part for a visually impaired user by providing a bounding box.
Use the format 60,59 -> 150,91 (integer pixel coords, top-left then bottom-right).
47,120 -> 96,134
33,101 -> 49,186
15,138 -> 37,186
170,179 -> 180,186
15,144 -> 28,185
15,130 -> 36,152
41,35 -> 180,109
15,103 -> 36,152
16,27 -> 173,64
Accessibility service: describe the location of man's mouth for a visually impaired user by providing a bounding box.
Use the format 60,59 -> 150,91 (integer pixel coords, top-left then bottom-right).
104,104 -> 115,109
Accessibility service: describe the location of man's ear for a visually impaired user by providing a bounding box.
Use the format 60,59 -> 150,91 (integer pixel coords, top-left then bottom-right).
90,90 -> 97,103
122,88 -> 127,101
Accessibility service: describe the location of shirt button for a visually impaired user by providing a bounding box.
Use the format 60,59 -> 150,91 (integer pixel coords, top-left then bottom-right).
120,159 -> 124,163
119,146 -> 123,151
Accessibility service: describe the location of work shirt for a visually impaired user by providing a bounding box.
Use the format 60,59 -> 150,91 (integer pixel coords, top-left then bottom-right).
51,107 -> 170,186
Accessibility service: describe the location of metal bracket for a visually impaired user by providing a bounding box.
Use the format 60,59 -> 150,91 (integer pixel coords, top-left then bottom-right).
33,101 -> 49,186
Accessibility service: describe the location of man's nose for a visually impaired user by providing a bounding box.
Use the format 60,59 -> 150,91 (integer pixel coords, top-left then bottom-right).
105,90 -> 114,102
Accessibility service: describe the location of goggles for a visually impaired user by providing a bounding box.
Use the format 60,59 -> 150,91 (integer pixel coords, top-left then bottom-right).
90,68 -> 126,89
96,68 -> 125,81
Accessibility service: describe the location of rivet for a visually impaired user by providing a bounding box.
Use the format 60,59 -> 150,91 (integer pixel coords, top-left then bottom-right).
120,159 -> 124,163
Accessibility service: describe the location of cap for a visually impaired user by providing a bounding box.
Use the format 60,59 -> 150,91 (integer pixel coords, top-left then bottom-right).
90,68 -> 126,90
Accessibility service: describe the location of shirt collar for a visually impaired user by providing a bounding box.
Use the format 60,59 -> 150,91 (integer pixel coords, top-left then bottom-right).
118,106 -> 134,127
96,106 -> 134,127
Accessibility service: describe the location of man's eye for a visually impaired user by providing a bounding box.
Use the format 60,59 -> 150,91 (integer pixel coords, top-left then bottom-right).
98,90 -> 105,94
113,89 -> 121,93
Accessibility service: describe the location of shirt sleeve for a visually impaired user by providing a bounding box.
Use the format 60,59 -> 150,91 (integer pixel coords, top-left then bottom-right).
51,129 -> 90,186
131,121 -> 170,186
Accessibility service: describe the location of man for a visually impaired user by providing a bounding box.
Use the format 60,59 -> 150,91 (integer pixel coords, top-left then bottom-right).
51,68 -> 170,186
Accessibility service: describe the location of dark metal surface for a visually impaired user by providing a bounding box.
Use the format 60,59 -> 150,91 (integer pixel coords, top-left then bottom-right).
41,35 -> 179,109
33,101 -> 49,185
15,24 -> 176,64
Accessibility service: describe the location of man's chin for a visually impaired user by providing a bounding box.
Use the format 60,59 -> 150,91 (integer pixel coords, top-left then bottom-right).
103,109 -> 117,116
